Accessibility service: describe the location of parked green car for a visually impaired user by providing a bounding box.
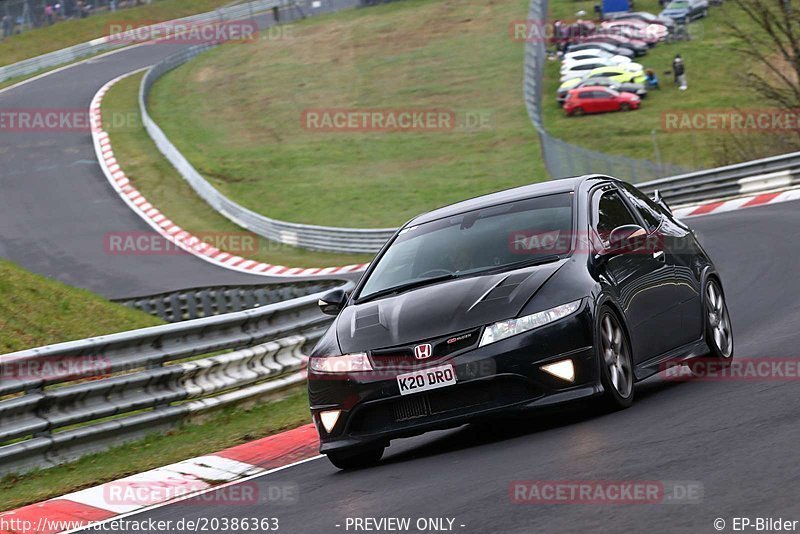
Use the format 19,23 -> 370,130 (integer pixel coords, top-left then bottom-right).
583,65 -> 648,85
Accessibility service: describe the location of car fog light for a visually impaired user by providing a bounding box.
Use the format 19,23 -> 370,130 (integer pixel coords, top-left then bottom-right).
320,410 -> 341,433
541,359 -> 575,382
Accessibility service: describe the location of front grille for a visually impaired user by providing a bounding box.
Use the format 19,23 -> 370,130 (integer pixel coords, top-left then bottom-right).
393,395 -> 431,421
370,328 -> 480,365
349,379 -> 536,434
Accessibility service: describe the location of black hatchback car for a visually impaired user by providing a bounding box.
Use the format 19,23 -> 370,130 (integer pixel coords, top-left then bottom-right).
308,176 -> 733,469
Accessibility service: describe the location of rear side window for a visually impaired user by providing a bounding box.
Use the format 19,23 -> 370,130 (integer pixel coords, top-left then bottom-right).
594,189 -> 639,243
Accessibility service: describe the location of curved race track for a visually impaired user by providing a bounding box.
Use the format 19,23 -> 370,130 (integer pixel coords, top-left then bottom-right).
77,201 -> 800,533
4,4 -> 800,532
0,4 -> 356,300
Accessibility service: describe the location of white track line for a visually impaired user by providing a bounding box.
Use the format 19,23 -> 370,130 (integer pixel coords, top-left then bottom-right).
60,455 -> 324,534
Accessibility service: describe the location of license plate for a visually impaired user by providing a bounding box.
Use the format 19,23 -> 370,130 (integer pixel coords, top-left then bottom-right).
397,364 -> 457,396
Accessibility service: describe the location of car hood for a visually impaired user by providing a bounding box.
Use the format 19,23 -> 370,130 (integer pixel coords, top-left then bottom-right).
336,259 -> 567,353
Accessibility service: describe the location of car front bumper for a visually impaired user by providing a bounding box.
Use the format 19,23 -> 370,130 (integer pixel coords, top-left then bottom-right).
308,304 -> 600,453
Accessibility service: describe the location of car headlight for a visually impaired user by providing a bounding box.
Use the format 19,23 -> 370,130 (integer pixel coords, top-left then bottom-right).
309,353 -> 373,373
478,299 -> 582,347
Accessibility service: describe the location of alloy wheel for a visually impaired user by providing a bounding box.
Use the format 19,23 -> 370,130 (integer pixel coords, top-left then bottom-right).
706,281 -> 733,358
601,313 -> 633,398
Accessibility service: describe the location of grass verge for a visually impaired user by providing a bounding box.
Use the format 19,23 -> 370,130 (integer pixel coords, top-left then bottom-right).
0,0 -> 234,66
0,258 -> 163,353
147,0 -> 546,228
543,0 -> 779,168
102,72 -> 372,268
0,387 -> 312,512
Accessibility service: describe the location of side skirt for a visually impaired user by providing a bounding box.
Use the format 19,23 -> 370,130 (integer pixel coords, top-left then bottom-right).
633,338 -> 710,381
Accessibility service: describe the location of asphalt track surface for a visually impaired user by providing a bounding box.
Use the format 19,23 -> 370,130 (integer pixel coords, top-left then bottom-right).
0,3 -> 357,300
85,201 -> 800,534
5,4 -> 800,532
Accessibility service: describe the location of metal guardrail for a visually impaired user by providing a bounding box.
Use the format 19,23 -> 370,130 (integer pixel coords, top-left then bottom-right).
114,279 -> 343,321
139,41 -> 396,255
637,151 -> 800,205
0,0 -> 293,82
0,283 -> 349,475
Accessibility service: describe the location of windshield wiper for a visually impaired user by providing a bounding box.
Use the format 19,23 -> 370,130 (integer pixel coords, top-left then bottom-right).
356,273 -> 458,304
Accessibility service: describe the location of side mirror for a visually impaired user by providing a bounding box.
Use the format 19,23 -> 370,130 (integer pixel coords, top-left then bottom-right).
652,190 -> 672,213
318,289 -> 347,316
606,224 -> 647,254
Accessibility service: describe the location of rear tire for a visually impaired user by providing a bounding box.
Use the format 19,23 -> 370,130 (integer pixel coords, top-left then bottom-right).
326,445 -> 385,470
689,278 -> 734,376
570,107 -> 585,116
597,307 -> 635,410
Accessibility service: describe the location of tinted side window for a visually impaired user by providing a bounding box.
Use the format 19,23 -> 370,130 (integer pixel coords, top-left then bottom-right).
595,189 -> 638,241
621,185 -> 662,231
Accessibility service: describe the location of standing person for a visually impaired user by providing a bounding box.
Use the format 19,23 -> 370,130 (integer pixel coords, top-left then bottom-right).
672,54 -> 687,90
1,15 -> 10,38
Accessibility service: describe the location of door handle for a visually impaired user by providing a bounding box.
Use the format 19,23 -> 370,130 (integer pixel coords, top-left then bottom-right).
653,250 -> 665,261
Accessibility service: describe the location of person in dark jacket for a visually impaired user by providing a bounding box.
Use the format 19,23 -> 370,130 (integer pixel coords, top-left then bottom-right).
672,54 -> 687,90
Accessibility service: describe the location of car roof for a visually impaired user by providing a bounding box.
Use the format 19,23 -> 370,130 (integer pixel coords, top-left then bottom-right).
580,77 -> 616,85
407,176 -> 601,225
572,85 -> 613,92
566,47 -> 607,54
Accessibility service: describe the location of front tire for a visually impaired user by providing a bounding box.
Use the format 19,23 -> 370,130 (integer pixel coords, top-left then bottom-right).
326,445 -> 385,470
620,102 -> 632,111
597,307 -> 635,409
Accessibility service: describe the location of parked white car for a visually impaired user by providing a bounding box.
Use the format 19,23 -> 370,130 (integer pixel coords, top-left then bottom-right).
563,48 -> 633,63
561,55 -> 632,72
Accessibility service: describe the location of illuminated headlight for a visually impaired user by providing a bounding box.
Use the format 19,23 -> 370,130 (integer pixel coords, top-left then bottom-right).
479,300 -> 582,347
309,353 -> 372,373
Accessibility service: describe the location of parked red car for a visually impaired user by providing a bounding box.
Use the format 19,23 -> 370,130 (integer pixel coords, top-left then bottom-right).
563,86 -> 641,116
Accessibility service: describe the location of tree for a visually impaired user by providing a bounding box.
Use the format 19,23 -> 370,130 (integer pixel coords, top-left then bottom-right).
724,0 -> 800,111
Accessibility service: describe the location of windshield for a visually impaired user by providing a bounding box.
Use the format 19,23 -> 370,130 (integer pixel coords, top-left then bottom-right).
667,1 -> 689,8
357,193 -> 573,301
